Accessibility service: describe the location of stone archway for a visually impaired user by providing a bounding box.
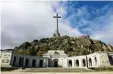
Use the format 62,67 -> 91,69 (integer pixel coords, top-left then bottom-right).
89,58 -> 92,66
68,60 -> 72,67
18,57 -> 23,67
39,60 -> 43,67
13,56 -> 16,66
25,59 -> 29,67
76,60 -> 79,67
53,59 -> 58,67
82,59 -> 86,67
32,59 -> 36,67
108,56 -> 113,65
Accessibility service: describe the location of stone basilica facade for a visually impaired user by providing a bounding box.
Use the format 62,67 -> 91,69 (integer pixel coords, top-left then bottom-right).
9,50 -> 113,68
1,49 -> 113,68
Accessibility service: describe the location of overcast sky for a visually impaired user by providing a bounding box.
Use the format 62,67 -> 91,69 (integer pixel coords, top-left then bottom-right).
0,1 -> 113,49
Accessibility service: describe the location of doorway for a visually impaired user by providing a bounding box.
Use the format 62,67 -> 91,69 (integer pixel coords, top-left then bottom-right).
53,59 -> 58,67
68,60 -> 72,67
39,60 -> 43,67
32,59 -> 36,67
25,59 -> 29,67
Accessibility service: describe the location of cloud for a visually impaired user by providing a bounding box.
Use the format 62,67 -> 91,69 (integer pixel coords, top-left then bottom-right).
1,1 -> 113,49
92,13 -> 113,45
58,2 -> 113,45
1,1 -> 83,49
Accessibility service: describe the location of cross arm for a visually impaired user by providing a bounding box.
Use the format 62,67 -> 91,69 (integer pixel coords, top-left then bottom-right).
53,16 -> 61,18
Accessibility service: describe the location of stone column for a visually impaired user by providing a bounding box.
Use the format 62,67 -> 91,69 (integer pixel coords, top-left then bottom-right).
29,58 -> 33,67
43,59 -> 46,67
66,59 -> 68,68
35,59 -> 38,68
46,58 -> 49,67
79,59 -> 82,68
11,56 -> 14,66
23,57 -> 26,67
72,59 -> 75,67
37,58 -> 39,67
16,56 -> 19,66
44,58 -> 49,67
92,57 -> 95,67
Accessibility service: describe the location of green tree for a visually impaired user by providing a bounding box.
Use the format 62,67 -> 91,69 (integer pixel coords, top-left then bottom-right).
29,46 -> 37,56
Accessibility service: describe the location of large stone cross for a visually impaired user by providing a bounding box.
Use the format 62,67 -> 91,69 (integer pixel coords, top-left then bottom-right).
53,13 -> 61,37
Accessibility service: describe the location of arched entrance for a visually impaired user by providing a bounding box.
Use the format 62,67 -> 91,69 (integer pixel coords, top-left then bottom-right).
53,59 -> 58,67
32,59 -> 36,67
39,60 -> 43,67
82,59 -> 86,67
25,59 -> 29,67
18,58 -> 23,67
89,58 -> 92,66
108,56 -> 113,65
68,60 -> 72,67
13,56 -> 16,66
76,60 -> 79,67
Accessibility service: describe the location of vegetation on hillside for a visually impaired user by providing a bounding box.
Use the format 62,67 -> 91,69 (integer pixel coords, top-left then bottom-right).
15,35 -> 113,56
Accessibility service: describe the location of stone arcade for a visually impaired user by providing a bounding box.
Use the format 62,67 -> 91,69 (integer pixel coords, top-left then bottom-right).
10,50 -> 113,68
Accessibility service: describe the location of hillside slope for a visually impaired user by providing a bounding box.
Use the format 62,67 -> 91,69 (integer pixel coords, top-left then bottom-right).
15,35 -> 113,56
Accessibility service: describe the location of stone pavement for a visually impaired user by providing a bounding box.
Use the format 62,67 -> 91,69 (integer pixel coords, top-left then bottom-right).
1,72 -> 113,74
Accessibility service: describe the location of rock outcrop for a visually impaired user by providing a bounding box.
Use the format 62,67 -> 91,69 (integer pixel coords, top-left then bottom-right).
15,35 -> 113,56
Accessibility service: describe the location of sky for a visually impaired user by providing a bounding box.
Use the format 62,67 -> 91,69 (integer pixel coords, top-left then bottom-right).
0,1 -> 113,49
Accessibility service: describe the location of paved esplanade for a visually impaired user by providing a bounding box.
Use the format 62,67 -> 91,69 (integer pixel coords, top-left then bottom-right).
1,72 -> 113,74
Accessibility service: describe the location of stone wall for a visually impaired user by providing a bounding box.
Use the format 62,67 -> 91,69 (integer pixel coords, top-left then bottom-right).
0,51 -> 12,67
9,50 -> 113,68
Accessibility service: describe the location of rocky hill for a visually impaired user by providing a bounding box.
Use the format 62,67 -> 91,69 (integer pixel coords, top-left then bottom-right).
15,35 -> 113,56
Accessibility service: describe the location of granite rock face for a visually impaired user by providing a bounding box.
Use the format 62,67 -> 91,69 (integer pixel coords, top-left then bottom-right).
15,35 -> 113,56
